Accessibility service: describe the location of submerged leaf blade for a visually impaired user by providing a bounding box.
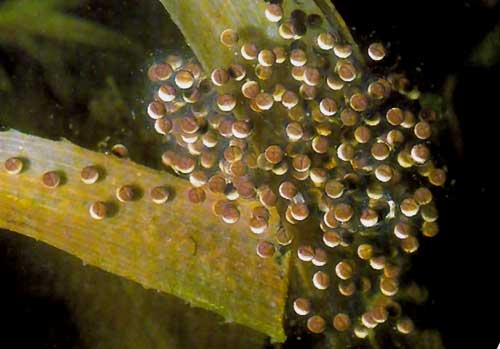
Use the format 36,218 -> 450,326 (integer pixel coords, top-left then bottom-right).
0,130 -> 290,341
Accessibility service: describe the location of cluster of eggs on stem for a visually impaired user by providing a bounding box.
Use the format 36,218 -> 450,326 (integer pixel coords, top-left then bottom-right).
144,1 -> 446,343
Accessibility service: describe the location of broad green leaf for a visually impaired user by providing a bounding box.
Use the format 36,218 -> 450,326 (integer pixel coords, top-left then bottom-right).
471,23 -> 500,67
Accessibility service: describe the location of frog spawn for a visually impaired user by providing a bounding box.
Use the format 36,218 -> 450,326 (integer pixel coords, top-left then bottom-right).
144,2 -> 445,344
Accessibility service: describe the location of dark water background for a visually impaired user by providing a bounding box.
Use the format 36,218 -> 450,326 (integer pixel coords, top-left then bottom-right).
0,0 -> 498,348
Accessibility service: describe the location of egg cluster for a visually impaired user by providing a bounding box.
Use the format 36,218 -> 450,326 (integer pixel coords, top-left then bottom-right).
145,1 -> 445,343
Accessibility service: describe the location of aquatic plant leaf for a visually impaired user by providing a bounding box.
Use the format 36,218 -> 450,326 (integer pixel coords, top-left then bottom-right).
7,33 -> 76,105
0,130 -> 290,342
0,1 -> 139,51
0,0 -> 142,106
471,23 -> 500,68
37,0 -> 87,11
159,0 -> 362,71
0,0 -> 84,13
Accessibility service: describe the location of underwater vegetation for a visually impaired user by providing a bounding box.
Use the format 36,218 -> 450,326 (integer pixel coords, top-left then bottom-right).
0,0 -> 498,348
